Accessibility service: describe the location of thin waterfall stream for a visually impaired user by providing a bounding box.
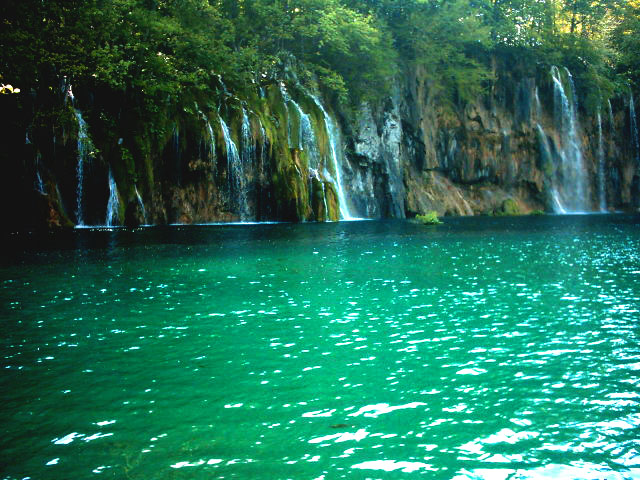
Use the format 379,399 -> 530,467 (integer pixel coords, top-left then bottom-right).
550,66 -> 589,213
134,186 -> 147,225
631,93 -> 639,164
219,115 -> 247,219
311,95 -> 354,220
74,109 -> 92,226
200,110 -> 217,171
105,168 -> 120,227
597,110 -> 607,211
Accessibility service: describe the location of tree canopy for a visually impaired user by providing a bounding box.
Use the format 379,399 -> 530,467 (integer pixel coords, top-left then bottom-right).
0,0 -> 638,109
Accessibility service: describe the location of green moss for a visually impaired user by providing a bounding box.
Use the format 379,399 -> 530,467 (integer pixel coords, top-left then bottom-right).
494,198 -> 521,216
324,182 -> 340,221
415,211 -> 442,225
287,100 -> 302,149
311,177 -> 325,221
530,209 -> 545,215
260,83 -> 322,222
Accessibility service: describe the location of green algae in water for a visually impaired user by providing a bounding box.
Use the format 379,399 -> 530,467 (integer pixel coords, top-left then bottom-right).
1,215 -> 639,479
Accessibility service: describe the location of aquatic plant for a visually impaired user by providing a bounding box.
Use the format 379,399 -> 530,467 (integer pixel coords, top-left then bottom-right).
415,211 -> 442,225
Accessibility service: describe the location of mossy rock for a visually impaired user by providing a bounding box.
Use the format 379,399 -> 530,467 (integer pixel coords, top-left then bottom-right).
414,211 -> 442,225
493,198 -> 521,216
324,182 -> 340,222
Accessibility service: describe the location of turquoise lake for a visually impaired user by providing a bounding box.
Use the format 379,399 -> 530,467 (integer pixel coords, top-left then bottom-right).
1,214 -> 639,479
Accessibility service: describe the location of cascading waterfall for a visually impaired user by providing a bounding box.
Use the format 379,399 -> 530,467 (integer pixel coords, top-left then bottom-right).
321,182 -> 329,222
259,123 -> 268,180
290,100 -> 304,151
279,85 -> 296,149
293,100 -> 321,168
281,86 -> 328,217
35,170 -> 45,195
134,186 -> 147,225
280,85 -> 322,169
74,109 -> 93,226
106,168 -> 120,227
172,126 -> 182,184
536,123 -> 564,213
608,99 -> 614,130
565,68 -> 579,110
631,94 -> 640,203
310,95 -> 354,220
200,111 -> 217,170
630,93 -> 639,164
597,110 -> 607,211
34,153 -> 46,195
240,108 -> 255,219
550,66 -> 589,213
241,108 -> 254,164
534,87 -> 542,122
219,116 -> 248,219
288,97 -> 312,149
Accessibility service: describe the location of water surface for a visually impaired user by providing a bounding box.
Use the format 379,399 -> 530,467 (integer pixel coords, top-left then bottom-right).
1,215 -> 639,479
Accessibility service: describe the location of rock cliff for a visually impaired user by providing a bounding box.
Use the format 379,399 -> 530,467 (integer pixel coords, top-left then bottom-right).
2,64 -> 638,230
343,65 -> 639,219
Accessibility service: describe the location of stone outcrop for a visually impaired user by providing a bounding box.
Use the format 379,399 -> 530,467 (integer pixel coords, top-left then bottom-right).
2,63 -> 638,230
342,65 -> 638,218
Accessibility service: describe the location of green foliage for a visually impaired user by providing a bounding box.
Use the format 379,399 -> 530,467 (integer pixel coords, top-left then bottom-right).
494,198 -> 522,216
1,0 -> 634,114
611,2 -> 640,92
395,0 -> 493,103
415,211 -> 442,225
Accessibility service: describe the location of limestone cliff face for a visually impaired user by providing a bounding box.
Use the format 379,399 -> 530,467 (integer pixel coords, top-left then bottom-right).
342,65 -> 639,217
3,65 -> 638,230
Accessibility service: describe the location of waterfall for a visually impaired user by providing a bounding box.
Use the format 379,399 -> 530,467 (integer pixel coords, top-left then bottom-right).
534,87 -> 542,122
106,168 -> 120,227
74,109 -> 93,226
608,99 -> 614,130
219,116 -> 248,219
630,93 -> 639,164
293,100 -> 321,168
279,85 -> 296,149
259,123 -> 268,180
321,182 -> 329,221
631,94 -> 640,204
172,126 -> 182,184
216,74 -> 230,97
241,108 -> 254,165
134,186 -> 147,225
536,123 -> 564,213
291,100 -> 304,151
35,170 -> 45,195
597,111 -> 607,211
549,66 -> 589,213
280,85 -> 321,167
310,95 -> 354,220
34,153 -> 46,195
199,111 -> 217,170
565,67 -> 578,110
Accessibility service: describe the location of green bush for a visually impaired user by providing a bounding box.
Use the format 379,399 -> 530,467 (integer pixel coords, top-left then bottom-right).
415,211 -> 443,225
494,199 -> 521,216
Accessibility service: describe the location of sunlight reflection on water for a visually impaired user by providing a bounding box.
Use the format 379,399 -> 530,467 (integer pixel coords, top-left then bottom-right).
1,215 -> 639,479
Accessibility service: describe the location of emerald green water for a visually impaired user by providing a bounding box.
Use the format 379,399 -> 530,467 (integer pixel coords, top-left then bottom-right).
1,215 -> 639,479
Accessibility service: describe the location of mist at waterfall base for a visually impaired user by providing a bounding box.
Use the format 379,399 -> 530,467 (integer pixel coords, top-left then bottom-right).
2,215 -> 640,479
